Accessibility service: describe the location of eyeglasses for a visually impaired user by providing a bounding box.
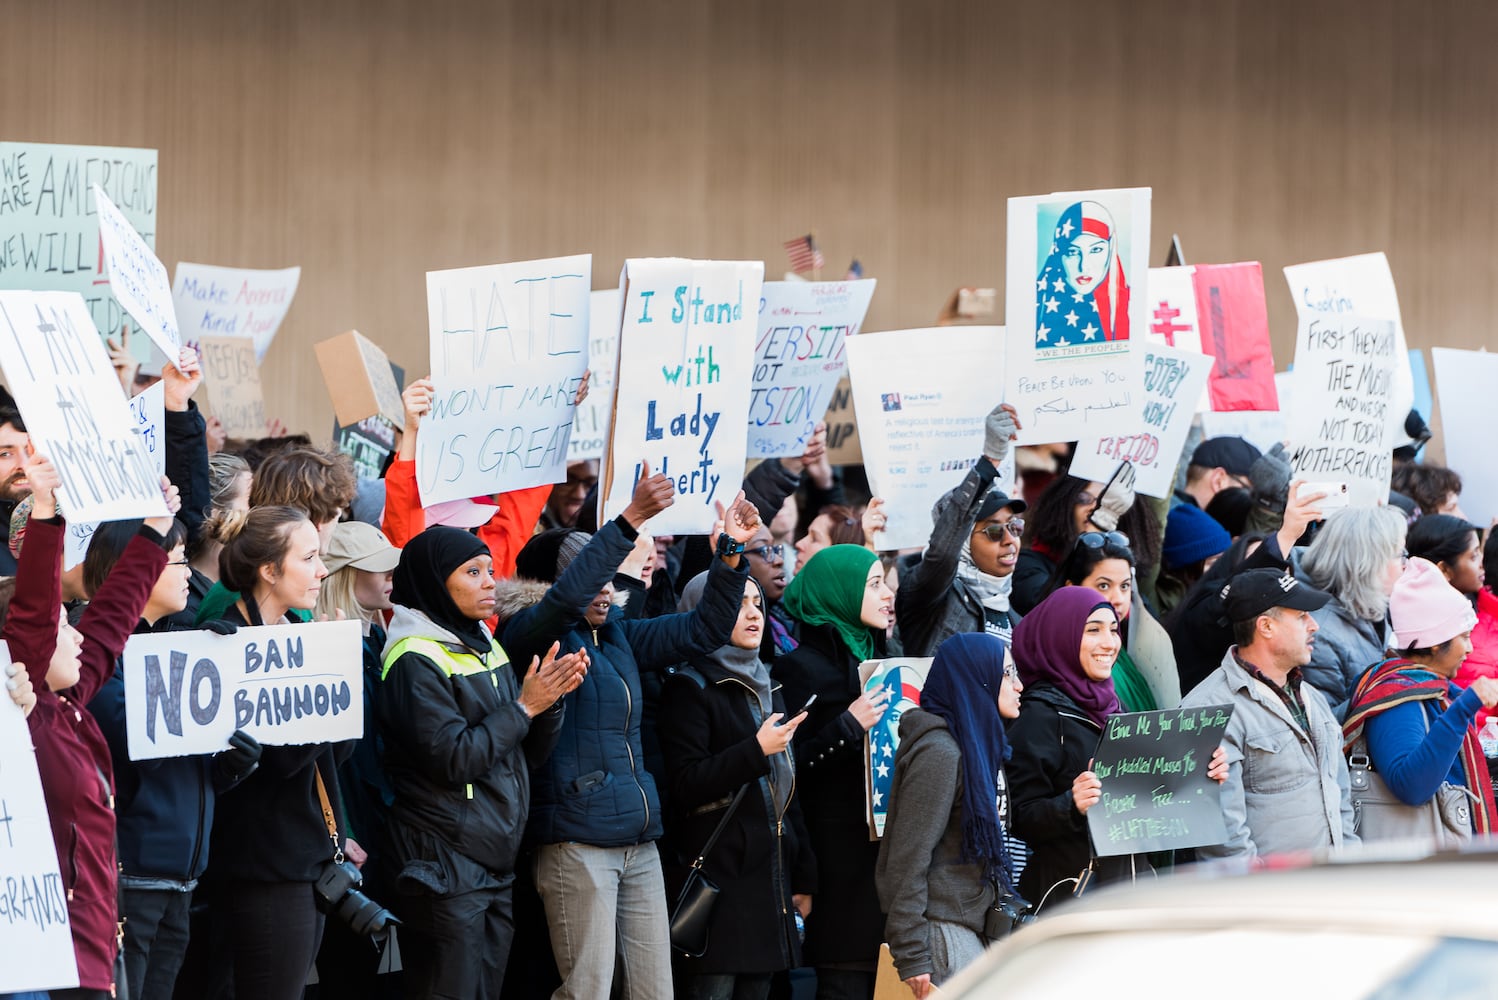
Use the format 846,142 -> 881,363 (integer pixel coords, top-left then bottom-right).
744,544 -> 785,561
1074,492 -> 1098,507
167,559 -> 190,568
1003,662 -> 1019,681
1077,531 -> 1130,550
974,518 -> 1025,541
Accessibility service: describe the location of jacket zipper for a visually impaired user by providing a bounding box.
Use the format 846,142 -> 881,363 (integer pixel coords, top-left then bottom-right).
596,627 -> 652,840
724,676 -> 797,957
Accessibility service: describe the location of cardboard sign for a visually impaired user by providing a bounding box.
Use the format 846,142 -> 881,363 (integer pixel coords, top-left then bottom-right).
1087,704 -> 1234,856
0,141 -> 157,360
1005,187 -> 1150,443
64,382 -> 168,570
858,657 -> 934,839
199,335 -> 266,439
1071,344 -> 1213,499
600,258 -> 763,534
1433,347 -> 1498,524
124,620 -> 363,760
314,329 -> 405,430
0,643 -> 82,993
417,254 -> 591,506
748,279 -> 876,458
173,262 -> 301,362
335,415 -> 398,481
1283,253 -> 1413,443
824,376 -> 862,465
1285,314 -> 1397,508
568,288 -> 622,462
93,183 -> 179,360
0,291 -> 165,522
844,327 -> 1013,552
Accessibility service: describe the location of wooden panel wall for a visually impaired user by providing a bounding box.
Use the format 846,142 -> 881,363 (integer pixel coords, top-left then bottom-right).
2,0 -> 1495,437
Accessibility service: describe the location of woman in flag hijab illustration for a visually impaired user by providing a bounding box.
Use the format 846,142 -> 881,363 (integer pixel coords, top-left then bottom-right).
1034,200 -> 1130,348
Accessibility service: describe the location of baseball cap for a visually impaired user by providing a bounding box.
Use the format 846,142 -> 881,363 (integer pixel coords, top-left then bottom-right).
324,521 -> 401,575
975,488 -> 1027,522
1190,437 -> 1262,477
1220,567 -> 1331,623
424,498 -> 500,530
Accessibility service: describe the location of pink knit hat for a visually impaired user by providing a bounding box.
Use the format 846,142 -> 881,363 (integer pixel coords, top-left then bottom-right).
1389,557 -> 1477,650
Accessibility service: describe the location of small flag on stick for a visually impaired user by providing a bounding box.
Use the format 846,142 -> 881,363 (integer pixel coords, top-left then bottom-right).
783,234 -> 825,275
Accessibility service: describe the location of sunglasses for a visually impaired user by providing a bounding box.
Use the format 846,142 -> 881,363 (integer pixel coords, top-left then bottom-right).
1077,531 -> 1130,550
744,543 -> 785,561
974,518 -> 1025,541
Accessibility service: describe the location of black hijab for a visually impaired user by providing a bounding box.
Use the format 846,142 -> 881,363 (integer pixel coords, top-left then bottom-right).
391,526 -> 491,654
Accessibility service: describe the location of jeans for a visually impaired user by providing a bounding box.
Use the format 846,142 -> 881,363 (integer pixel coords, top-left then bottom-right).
681,973 -> 773,1000
121,886 -> 194,1000
218,880 -> 326,1000
535,841 -> 672,1000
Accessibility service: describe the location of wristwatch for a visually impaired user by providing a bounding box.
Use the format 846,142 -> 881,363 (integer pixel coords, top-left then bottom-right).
715,533 -> 746,558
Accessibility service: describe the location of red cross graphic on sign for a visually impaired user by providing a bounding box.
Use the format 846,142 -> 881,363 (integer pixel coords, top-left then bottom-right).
1151,301 -> 1192,347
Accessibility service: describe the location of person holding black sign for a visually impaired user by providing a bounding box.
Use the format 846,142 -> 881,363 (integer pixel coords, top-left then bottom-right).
1182,567 -> 1359,859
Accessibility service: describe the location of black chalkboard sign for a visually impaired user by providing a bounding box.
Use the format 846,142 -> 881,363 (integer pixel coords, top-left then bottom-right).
1087,704 -> 1234,857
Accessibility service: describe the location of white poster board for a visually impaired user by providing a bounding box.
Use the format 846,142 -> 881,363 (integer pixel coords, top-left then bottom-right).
93,184 -> 180,360
0,291 -> 166,523
1432,347 -> 1498,525
172,262 -> 301,362
417,254 -> 592,506
568,288 -> 622,462
124,620 -> 363,760
1005,187 -> 1150,444
0,142 -> 157,357
0,643 -> 82,993
1285,314 -> 1398,508
748,278 -> 877,457
64,381 -> 168,570
600,258 -> 763,535
1071,344 -> 1213,498
845,326 -> 1012,551
1282,253 -> 1413,445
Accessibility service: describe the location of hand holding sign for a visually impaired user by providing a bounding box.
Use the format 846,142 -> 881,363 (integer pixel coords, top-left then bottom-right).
5,658 -> 35,718
717,490 -> 761,545
1072,766 -> 1103,814
163,346 -> 203,413
145,477 -> 181,536
26,453 -> 60,520
983,403 -> 1021,464
108,331 -> 140,397
621,461 -> 676,529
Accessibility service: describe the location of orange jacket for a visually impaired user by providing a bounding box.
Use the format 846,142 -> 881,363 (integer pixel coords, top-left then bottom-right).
381,458 -> 551,579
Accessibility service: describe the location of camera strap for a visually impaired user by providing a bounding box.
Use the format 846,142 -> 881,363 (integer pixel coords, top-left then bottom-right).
314,766 -> 344,864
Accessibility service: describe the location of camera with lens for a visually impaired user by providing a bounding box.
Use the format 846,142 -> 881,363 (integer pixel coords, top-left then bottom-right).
314,858 -> 400,938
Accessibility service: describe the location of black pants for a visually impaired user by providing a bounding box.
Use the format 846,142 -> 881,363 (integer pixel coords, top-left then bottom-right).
219,880 -> 326,1000
121,886 -> 194,999
397,883 -> 513,999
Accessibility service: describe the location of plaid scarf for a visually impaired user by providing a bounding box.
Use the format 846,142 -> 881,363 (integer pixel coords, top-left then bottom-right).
1343,657 -> 1497,835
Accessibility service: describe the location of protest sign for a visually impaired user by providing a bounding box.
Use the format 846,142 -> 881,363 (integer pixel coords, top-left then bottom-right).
1432,347 -> 1498,524
845,327 -> 1012,552
748,279 -> 876,457
600,258 -> 762,534
1285,314 -> 1398,508
1088,704 -> 1234,856
0,644 -> 81,993
124,620 -> 363,760
0,291 -> 165,522
1071,344 -> 1213,498
0,141 -> 157,357
93,184 -> 179,360
314,329 -> 405,430
824,377 -> 862,465
173,262 -> 301,362
199,335 -> 266,439
1005,187 -> 1150,444
858,657 -> 934,839
417,254 -> 591,506
568,288 -> 622,462
335,415 -> 398,481
1283,253 -> 1413,443
64,382 -> 168,570
1146,263 -> 1279,413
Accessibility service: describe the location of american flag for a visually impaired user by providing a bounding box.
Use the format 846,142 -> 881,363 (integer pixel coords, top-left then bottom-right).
783,234 -> 824,275
845,258 -> 864,280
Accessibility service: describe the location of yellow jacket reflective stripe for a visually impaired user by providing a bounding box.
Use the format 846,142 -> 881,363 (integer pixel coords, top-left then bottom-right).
381,635 -> 510,681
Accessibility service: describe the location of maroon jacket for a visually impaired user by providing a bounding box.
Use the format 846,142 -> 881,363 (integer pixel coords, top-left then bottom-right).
5,517 -> 167,992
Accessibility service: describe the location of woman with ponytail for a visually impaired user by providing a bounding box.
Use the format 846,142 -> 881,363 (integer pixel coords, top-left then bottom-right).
876,632 -> 1023,996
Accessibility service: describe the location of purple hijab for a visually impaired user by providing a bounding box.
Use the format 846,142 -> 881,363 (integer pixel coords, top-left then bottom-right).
1011,585 -> 1121,727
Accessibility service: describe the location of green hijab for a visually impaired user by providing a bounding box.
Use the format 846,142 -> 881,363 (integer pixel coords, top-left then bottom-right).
782,544 -> 881,661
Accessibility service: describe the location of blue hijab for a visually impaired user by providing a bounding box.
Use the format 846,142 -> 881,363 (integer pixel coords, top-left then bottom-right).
920,632 -> 1015,891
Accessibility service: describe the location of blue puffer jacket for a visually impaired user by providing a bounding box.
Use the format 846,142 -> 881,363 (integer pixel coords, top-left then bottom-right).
499,517 -> 747,847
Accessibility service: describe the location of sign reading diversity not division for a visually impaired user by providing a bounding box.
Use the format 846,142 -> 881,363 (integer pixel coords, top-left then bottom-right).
418,255 -> 591,506
1088,705 -> 1234,856
0,141 -> 157,359
124,620 -> 364,760
600,258 -> 763,535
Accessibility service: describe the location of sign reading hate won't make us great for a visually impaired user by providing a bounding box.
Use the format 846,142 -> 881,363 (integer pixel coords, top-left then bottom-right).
1088,704 -> 1234,856
124,620 -> 363,760
601,258 -> 762,535
417,254 -> 591,506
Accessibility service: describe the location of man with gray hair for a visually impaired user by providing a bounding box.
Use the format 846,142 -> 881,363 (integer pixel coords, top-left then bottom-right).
1182,567 -> 1359,859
